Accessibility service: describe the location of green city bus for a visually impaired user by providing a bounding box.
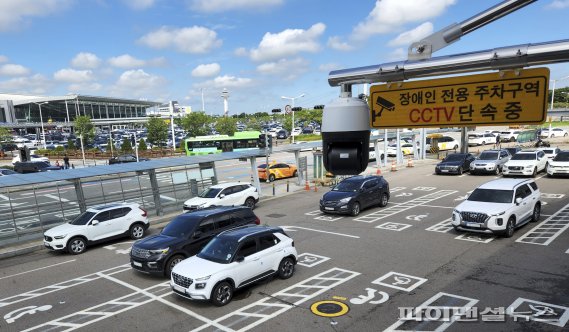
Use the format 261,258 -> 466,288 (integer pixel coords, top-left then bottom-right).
185,131 -> 262,156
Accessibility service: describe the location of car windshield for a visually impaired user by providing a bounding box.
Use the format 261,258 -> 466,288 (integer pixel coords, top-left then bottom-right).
541,149 -> 554,154
443,154 -> 465,162
198,187 -> 221,198
161,216 -> 197,237
511,154 -> 536,160
467,189 -> 513,203
478,152 -> 498,160
553,152 -> 569,161
333,181 -> 360,192
69,211 -> 96,225
197,236 -> 239,264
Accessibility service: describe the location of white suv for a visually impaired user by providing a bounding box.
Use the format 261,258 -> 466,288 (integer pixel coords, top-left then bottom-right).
500,130 -> 521,142
183,183 -> 259,211
452,178 -> 541,237
171,225 -> 297,306
44,203 -> 149,254
502,150 -> 548,177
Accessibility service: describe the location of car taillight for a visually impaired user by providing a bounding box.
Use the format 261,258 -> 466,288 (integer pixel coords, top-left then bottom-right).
140,207 -> 147,217
255,216 -> 260,225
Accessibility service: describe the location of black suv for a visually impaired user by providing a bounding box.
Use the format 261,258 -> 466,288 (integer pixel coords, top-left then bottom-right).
109,154 -> 149,164
435,153 -> 475,175
14,161 -> 61,173
320,175 -> 390,216
130,206 -> 260,276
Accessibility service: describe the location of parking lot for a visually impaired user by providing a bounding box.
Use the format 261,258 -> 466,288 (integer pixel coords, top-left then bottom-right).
0,160 -> 568,331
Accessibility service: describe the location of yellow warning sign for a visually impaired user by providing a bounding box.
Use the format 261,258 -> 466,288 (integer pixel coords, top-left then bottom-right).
370,67 -> 549,128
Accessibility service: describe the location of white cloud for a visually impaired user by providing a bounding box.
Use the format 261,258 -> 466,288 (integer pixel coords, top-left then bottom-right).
108,54 -> 146,68
0,0 -> 73,32
352,0 -> 455,41
234,47 -> 248,57
547,0 -> 569,9
191,63 -> 221,78
53,69 -> 94,83
68,82 -> 103,93
387,48 -> 406,60
200,75 -> 253,89
388,22 -> 433,47
138,26 -> 222,54
256,57 -> 309,80
250,23 -> 325,62
0,64 -> 31,76
318,63 -> 341,72
114,69 -> 166,92
189,0 -> 282,13
123,0 -> 155,10
0,74 -> 51,94
71,52 -> 102,69
0,55 -> 8,63
327,36 -> 354,51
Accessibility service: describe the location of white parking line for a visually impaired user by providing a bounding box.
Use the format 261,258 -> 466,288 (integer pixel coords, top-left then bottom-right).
44,194 -> 77,205
425,219 -> 453,233
281,226 -> 359,239
516,202 -> 569,246
160,195 -> 176,202
0,259 -> 76,281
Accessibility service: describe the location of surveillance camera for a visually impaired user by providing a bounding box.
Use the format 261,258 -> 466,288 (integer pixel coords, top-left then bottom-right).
322,95 -> 370,175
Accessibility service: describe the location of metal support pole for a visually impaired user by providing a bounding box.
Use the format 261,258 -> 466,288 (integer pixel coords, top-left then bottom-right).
396,129 -> 402,164
73,179 -> 87,213
294,150 -> 301,185
250,157 -> 261,196
383,130 -> 388,167
461,128 -> 469,153
374,139 -> 381,170
148,169 -> 163,216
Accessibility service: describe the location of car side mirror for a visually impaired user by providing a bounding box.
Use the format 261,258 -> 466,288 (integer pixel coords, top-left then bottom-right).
91,220 -> 99,226
235,255 -> 245,263
193,231 -> 202,238
515,197 -> 522,205
219,194 -> 225,199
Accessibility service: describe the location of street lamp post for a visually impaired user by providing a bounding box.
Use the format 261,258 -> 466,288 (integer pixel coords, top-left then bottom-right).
281,93 -> 305,144
32,102 -> 48,149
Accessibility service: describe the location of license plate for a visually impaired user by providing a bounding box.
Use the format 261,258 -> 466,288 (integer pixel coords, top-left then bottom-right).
466,222 -> 481,228
132,261 -> 142,267
324,207 -> 334,211
172,284 -> 185,294
441,170 -> 449,173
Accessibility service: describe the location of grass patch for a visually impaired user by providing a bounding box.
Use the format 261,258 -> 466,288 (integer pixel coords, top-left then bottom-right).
295,134 -> 322,141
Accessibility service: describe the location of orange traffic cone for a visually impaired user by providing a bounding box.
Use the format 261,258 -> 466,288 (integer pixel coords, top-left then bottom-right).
390,160 -> 397,172
305,180 -> 310,191
407,157 -> 414,168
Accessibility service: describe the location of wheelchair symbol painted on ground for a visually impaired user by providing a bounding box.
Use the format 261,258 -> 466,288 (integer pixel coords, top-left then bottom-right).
4,305 -> 52,324
372,272 -> 428,292
376,222 -> 412,231
297,253 -> 330,267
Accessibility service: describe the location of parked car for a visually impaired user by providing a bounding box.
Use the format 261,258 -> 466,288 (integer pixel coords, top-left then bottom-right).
258,162 -> 298,182
276,129 -> 289,139
320,175 -> 390,216
183,182 -> 259,211
131,206 -> 260,276
14,161 -> 61,173
387,141 -> 414,157
502,150 -> 548,177
368,144 -> 385,162
0,168 -> 17,176
469,149 -> 511,175
468,132 -> 496,146
301,127 -> 314,134
291,127 -> 302,136
426,136 -> 460,151
170,225 -> 297,306
546,150 -> 569,177
435,153 -> 476,175
540,127 -> 568,138
109,154 -> 149,164
537,146 -> 560,160
12,154 -> 50,165
44,203 -> 149,254
451,178 -> 541,237
500,130 -> 522,142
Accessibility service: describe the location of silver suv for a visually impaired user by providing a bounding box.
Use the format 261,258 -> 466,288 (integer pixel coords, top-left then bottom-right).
470,149 -> 511,175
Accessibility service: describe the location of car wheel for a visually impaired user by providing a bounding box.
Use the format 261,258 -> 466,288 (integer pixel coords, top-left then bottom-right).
482,141 -> 486,146
494,167 -> 500,175
531,204 -> 541,222
504,217 -> 515,238
129,223 -> 145,240
532,167 -> 537,177
244,197 -> 256,209
350,202 -> 360,216
454,145 -> 459,150
211,281 -> 233,307
165,254 -> 184,277
457,167 -> 463,175
292,170 -> 298,177
379,192 -> 389,207
510,137 -> 515,142
452,225 -> 460,232
551,134 -> 555,138
67,237 -> 87,255
278,257 -> 295,279
268,174 -> 276,182
564,133 -> 568,137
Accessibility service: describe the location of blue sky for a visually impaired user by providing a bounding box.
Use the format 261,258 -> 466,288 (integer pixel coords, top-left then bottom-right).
1,0 -> 568,115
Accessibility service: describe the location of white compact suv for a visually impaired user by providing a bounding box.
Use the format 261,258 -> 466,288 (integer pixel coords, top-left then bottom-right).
547,151 -> 569,177
452,178 -> 541,237
44,203 -> 149,254
502,150 -> 548,177
171,225 -> 297,306
183,182 -> 259,211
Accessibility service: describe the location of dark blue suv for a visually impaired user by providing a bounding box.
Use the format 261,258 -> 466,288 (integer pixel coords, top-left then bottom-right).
320,175 -> 390,216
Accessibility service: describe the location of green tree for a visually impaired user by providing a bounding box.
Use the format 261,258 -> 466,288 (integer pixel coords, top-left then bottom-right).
74,116 -> 95,148
67,138 -> 76,150
215,117 -> 237,136
120,139 -> 133,153
180,112 -> 211,137
145,117 -> 169,147
0,127 -> 12,143
138,138 -> 147,151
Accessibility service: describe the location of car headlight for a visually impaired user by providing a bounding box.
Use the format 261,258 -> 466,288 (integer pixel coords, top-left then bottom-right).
195,275 -> 211,281
525,165 -> 533,168
149,248 -> 169,255
53,234 -> 67,239
489,211 -> 506,217
339,197 -> 351,204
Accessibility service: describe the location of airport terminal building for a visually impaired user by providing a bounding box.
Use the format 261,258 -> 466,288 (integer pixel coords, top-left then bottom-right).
0,93 -> 162,131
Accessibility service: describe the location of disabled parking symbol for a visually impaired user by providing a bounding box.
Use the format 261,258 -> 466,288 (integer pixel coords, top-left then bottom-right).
372,272 -> 428,292
297,253 -> 331,267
